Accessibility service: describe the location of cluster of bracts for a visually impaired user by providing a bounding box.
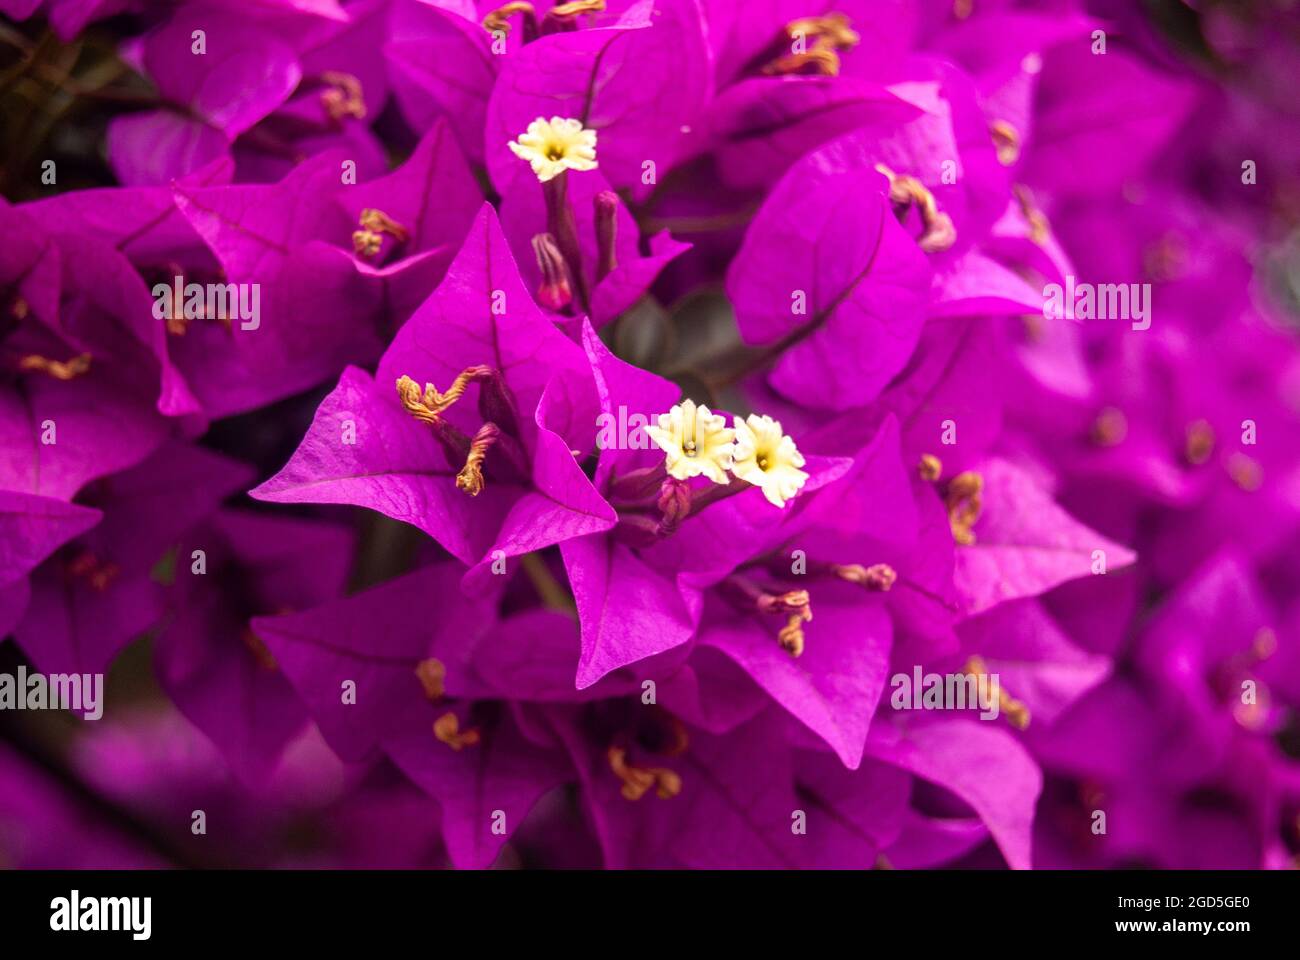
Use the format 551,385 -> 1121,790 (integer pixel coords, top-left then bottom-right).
1,0 -> 1298,869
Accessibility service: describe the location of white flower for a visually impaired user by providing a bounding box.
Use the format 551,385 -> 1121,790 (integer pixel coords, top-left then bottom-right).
508,116 -> 597,182
731,414 -> 808,508
644,399 -> 735,485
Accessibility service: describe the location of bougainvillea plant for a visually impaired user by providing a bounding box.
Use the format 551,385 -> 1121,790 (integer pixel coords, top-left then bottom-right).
0,0 -> 1298,872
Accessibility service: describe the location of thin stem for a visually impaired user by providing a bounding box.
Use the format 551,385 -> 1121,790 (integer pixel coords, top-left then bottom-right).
520,552 -> 577,614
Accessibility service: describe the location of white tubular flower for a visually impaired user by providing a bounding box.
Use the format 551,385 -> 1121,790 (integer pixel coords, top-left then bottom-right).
644,399 -> 735,485
731,414 -> 808,508
508,116 -> 597,182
